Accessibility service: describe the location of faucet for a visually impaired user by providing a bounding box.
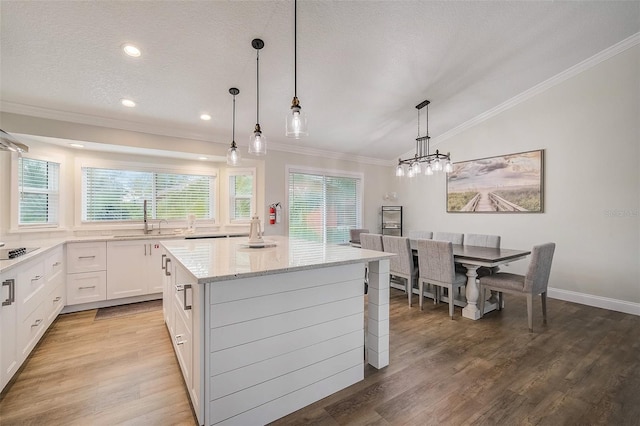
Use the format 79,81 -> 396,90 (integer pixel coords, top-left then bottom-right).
158,219 -> 168,235
143,200 -> 152,234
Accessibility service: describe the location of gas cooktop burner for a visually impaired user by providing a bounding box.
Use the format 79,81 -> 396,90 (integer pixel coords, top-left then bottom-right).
0,247 -> 39,260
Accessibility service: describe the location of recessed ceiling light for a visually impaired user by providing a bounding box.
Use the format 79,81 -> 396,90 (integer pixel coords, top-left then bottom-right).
121,99 -> 136,108
69,143 -> 84,148
200,114 -> 212,121
198,156 -> 208,160
122,44 -> 141,57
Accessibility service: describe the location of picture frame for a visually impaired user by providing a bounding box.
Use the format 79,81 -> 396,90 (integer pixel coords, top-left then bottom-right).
446,149 -> 544,213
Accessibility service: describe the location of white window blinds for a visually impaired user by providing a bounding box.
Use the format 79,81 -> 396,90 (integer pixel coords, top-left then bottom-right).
18,157 -> 60,226
229,174 -> 254,221
288,170 -> 362,244
82,167 -> 215,222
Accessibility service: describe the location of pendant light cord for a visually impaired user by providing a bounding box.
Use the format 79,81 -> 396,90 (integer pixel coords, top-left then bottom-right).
294,0 -> 297,98
256,49 -> 260,124
232,94 -> 236,143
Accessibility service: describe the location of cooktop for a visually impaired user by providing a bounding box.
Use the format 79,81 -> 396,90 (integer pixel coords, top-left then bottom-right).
0,247 -> 39,260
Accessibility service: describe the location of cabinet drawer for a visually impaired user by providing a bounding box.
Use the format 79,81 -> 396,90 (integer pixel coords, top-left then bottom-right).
67,242 -> 107,273
46,281 -> 65,325
17,258 -> 46,323
45,247 -> 65,287
18,300 -> 47,359
172,307 -> 192,386
66,271 -> 107,305
172,284 -> 192,335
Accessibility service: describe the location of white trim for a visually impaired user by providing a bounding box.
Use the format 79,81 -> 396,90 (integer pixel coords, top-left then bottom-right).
269,141 -> 392,167
548,287 -> 640,317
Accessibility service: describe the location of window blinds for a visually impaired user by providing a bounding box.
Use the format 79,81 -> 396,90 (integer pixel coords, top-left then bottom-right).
288,171 -> 361,244
229,174 -> 253,221
18,157 -> 60,225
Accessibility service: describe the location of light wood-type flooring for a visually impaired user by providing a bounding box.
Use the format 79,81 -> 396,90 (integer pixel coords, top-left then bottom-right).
2,290 -> 639,425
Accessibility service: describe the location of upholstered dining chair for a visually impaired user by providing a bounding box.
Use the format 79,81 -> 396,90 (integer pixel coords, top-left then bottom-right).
433,232 -> 464,245
408,230 -> 433,240
360,233 -> 383,294
478,242 -> 556,332
463,233 -> 501,277
349,228 -> 370,246
416,239 -> 467,318
382,235 -> 417,307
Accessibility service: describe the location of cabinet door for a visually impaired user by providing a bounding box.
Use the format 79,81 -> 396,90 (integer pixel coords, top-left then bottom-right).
0,273 -> 19,391
66,271 -> 107,305
106,240 -> 149,299
147,242 -> 164,294
163,255 -> 175,335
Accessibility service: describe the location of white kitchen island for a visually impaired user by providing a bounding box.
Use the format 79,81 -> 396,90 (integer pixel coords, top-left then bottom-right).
160,236 -> 393,426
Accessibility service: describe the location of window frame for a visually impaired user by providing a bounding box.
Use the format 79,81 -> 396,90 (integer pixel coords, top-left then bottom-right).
74,157 -> 219,230
285,165 -> 364,243
10,151 -> 65,232
227,168 -> 256,224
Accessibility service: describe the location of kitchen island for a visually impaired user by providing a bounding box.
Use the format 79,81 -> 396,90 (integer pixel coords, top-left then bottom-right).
161,236 -> 393,426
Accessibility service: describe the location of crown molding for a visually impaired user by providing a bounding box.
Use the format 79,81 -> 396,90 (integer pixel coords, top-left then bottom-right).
268,141 -> 395,167
427,32 -> 640,149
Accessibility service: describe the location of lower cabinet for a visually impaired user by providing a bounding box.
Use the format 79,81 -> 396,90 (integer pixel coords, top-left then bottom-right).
107,240 -> 164,299
0,271 -> 19,391
66,271 -> 107,305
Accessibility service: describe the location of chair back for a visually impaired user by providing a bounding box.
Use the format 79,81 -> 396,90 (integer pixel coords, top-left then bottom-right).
524,242 -> 556,293
464,233 -> 500,248
416,239 -> 455,284
433,232 -> 464,245
408,230 -> 433,240
360,233 -> 383,252
349,228 -> 369,244
382,235 -> 414,276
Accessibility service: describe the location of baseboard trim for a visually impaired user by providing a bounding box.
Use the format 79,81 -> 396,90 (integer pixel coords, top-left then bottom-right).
60,293 -> 162,314
548,287 -> 640,316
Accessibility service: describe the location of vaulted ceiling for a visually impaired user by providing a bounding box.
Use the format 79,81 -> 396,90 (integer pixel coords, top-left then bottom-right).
1,1 -> 638,162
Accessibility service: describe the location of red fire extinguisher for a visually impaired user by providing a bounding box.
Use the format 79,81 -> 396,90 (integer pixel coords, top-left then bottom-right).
269,204 -> 276,225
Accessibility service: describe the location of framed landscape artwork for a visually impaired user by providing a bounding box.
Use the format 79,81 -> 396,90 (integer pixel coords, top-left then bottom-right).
447,149 -> 544,213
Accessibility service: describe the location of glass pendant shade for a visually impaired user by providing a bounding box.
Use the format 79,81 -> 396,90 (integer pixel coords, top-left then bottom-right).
227,143 -> 240,166
395,163 -> 405,177
444,160 -> 453,173
433,158 -> 442,171
286,104 -> 308,138
249,126 -> 267,156
226,87 -> 240,166
411,161 -> 422,175
425,164 -> 434,175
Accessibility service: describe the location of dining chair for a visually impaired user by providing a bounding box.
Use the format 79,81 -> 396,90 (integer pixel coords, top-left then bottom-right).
416,239 -> 467,318
464,233 -> 501,277
408,230 -> 433,240
349,228 -> 370,246
433,232 -> 464,245
360,233 -> 383,295
382,235 -> 417,307
478,242 -> 556,332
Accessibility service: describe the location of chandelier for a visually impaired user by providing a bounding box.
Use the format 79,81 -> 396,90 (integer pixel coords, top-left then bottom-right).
395,100 -> 452,177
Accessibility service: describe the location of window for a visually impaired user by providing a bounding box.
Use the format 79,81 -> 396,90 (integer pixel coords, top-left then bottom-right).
229,172 -> 254,222
18,157 -> 60,226
288,168 -> 362,244
82,167 -> 215,222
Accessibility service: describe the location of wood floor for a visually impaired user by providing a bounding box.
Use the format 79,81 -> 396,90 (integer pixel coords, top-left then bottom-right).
2,291 -> 639,425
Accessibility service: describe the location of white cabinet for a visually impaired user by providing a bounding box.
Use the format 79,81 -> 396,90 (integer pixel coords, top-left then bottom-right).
0,271 -> 19,391
66,242 -> 107,306
106,240 -> 163,299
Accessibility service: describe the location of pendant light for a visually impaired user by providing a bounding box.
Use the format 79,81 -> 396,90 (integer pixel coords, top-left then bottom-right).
285,0 -> 308,138
226,88 -> 240,166
249,39 -> 267,156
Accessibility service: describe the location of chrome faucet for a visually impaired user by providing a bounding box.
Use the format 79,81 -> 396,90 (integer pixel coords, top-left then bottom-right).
158,219 -> 168,235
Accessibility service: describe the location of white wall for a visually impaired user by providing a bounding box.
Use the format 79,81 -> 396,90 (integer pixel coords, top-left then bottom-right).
394,45 -> 640,308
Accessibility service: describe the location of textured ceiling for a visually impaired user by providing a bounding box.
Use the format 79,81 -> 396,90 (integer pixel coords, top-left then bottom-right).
1,1 -> 638,162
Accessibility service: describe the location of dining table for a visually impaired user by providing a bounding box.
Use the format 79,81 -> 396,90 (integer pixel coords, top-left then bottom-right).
409,240 -> 531,320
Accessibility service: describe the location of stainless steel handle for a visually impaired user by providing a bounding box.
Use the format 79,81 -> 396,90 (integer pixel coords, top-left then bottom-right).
53,261 -> 61,267
183,284 -> 192,311
53,296 -> 62,302
2,279 -> 15,306
161,254 -> 167,270
175,284 -> 184,292
32,275 -> 43,281
175,334 -> 186,346
31,318 -> 43,327
144,244 -> 147,256
78,285 -> 96,290
78,255 -> 96,259
165,258 -> 172,276
149,244 -> 152,255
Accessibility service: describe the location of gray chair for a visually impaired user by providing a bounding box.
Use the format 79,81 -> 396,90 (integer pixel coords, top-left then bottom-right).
360,233 -> 383,294
349,228 -> 370,246
433,232 -> 464,245
408,230 -> 433,240
463,233 -> 501,277
479,243 -> 556,332
382,235 -> 417,307
416,239 -> 467,318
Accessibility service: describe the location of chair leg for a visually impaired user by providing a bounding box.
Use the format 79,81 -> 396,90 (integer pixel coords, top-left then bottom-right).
418,281 -> 424,311
407,278 -> 412,307
479,287 -> 486,318
541,292 -> 547,324
498,292 -> 503,311
526,294 -> 533,332
448,285 -> 454,319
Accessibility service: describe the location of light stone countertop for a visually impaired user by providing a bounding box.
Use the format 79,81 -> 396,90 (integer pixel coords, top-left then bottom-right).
161,235 -> 394,284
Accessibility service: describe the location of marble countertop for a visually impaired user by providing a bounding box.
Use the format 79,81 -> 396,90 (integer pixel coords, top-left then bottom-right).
161,235 -> 394,284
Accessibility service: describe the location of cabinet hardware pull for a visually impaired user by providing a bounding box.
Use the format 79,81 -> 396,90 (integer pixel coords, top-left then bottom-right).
183,284 -> 192,311
78,255 -> 96,259
31,319 -> 43,327
175,284 -> 184,292
78,286 -> 96,289
54,296 -> 62,302
175,335 -> 186,345
53,261 -> 61,267
2,279 -> 15,306
144,244 -> 147,256
32,275 -> 43,281
161,254 -> 167,270
165,258 -> 172,276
